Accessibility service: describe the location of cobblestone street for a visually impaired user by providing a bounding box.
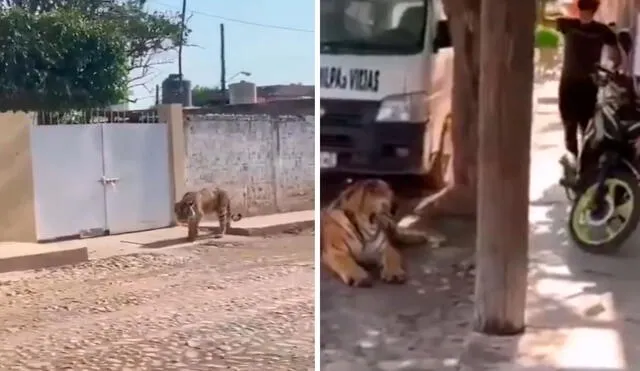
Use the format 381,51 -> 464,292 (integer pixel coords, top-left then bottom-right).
0,231 -> 314,371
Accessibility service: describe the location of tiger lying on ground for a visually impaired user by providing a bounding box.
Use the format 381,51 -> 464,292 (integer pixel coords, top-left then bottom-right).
174,187 -> 242,242
321,178 -> 429,287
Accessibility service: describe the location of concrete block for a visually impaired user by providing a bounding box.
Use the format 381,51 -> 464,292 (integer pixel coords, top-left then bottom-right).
0,242 -> 88,274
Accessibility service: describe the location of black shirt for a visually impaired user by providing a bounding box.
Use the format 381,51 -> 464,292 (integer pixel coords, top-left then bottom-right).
557,18 -> 617,80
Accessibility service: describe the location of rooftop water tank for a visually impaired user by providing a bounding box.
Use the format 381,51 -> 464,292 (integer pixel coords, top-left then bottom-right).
228,80 -> 257,105
161,74 -> 192,106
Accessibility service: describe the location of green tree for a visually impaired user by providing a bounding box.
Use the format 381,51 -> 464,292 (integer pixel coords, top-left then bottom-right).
0,0 -> 190,91
535,25 -> 561,49
191,85 -> 223,107
0,9 -> 128,111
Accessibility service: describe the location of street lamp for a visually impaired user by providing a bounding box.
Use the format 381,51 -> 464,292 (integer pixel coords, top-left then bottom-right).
228,71 -> 251,83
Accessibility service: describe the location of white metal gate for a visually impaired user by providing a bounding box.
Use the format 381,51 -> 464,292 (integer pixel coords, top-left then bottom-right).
30,123 -> 172,241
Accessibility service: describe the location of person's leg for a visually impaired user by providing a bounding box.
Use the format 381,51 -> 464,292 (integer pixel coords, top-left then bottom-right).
559,78 -> 580,157
577,79 -> 599,138
564,120 -> 580,157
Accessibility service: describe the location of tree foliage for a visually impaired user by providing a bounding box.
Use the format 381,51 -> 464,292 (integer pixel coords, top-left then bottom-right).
0,0 -> 189,101
0,8 -> 128,111
92,0 -> 189,89
535,25 -> 561,49
191,85 -> 225,107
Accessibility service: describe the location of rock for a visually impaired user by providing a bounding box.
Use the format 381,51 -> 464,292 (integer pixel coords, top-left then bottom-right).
184,349 -> 199,358
584,302 -> 606,317
186,339 -> 201,348
377,359 -> 419,370
324,360 -> 369,371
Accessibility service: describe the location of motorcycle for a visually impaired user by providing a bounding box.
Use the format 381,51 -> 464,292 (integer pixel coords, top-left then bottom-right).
559,64 -> 640,255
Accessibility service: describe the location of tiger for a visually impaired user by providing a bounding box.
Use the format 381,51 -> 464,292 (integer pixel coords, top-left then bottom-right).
321,178 -> 429,287
174,187 -> 242,242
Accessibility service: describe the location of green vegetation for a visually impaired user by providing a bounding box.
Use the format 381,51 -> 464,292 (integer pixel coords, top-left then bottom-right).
535,25 -> 561,49
0,9 -> 128,111
0,0 -> 189,111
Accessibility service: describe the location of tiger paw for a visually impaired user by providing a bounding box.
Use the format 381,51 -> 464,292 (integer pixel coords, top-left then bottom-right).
342,270 -> 373,288
380,266 -> 406,284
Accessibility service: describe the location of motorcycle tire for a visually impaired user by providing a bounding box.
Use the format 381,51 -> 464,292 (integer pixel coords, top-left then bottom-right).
568,171 -> 640,255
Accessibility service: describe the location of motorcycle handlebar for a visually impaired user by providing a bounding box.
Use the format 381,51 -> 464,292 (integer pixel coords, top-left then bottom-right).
595,64 -> 616,76
591,64 -> 625,87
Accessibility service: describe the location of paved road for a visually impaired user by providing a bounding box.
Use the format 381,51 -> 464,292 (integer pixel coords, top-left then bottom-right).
0,232 -> 314,371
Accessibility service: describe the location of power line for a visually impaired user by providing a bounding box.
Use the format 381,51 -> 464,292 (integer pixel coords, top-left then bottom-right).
149,1 -> 313,33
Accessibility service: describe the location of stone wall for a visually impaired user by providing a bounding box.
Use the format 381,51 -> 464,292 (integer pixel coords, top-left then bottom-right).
184,112 -> 314,216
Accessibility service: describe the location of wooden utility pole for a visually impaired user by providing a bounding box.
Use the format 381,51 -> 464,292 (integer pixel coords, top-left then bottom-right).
473,0 -> 535,335
220,23 -> 227,94
178,0 -> 187,82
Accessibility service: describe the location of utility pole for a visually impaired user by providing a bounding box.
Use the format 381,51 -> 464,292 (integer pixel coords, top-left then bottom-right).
220,23 -> 227,95
178,0 -> 187,83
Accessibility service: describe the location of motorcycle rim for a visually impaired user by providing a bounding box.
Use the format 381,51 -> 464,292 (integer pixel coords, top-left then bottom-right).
571,178 -> 635,246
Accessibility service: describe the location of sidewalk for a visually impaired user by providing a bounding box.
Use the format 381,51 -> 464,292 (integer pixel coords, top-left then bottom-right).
459,81 -> 639,370
0,210 -> 314,273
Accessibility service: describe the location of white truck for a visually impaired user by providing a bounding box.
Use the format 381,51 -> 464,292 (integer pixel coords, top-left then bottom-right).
320,0 -> 454,177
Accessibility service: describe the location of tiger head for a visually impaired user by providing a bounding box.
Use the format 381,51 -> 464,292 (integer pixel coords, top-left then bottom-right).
336,178 -> 397,222
174,192 -> 198,224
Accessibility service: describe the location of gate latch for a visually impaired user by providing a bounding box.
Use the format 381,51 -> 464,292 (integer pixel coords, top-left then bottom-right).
99,176 -> 120,185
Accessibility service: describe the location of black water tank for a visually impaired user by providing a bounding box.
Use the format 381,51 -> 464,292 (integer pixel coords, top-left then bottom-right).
161,74 -> 192,106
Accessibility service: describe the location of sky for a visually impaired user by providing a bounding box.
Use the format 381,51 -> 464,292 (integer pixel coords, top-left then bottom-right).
131,0 -> 315,108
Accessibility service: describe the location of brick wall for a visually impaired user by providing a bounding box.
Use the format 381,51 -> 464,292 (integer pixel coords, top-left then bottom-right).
184,113 -> 314,216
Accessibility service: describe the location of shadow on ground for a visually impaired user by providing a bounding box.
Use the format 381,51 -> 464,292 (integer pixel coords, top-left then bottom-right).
130,226 -> 252,249
320,227 -> 476,371
536,120 -> 563,135
320,175 -> 478,370
455,182 -> 640,370
321,56 -> 640,370
320,172 -> 640,370
537,97 -> 559,105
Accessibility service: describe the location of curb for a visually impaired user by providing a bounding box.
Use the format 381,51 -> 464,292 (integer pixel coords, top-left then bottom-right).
229,219 -> 315,236
0,246 -> 89,274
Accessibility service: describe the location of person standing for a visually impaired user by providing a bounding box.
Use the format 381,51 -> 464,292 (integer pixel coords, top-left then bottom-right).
556,0 -> 623,157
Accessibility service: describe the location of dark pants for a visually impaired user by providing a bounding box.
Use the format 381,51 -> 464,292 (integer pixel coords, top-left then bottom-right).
558,77 -> 598,156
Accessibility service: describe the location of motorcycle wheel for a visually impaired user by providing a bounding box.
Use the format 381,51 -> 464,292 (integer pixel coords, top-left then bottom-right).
568,171 -> 640,255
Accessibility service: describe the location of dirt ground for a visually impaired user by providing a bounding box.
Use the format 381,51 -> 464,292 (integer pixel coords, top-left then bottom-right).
320,176 -> 477,371
0,231 -> 314,371
319,79 -> 571,370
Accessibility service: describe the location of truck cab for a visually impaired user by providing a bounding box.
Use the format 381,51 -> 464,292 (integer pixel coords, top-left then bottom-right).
320,0 -> 453,176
